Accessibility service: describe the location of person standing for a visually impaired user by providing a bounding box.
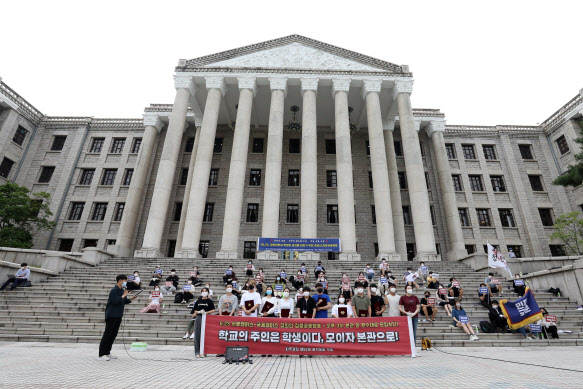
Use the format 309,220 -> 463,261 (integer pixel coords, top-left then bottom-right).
1,263 -> 30,291
296,286 -> 317,318
218,284 -> 238,316
277,288 -> 295,318
240,282 -> 261,317
369,284 -> 386,317
313,283 -> 331,318
189,287 -> 216,357
384,286 -> 401,318
260,286 -> 278,317
98,275 -> 137,361
332,296 -> 354,318
351,283 -> 371,318
399,286 -> 420,357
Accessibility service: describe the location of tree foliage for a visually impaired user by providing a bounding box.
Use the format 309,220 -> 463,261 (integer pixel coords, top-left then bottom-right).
0,182 -> 56,248
552,136 -> 583,187
550,211 -> 583,255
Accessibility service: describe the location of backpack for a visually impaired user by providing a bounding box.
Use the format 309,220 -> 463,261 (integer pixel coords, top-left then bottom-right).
479,320 -> 496,333
421,337 -> 432,350
174,292 -> 184,303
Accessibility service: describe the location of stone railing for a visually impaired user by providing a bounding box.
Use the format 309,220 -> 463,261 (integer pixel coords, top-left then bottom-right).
525,259 -> 583,306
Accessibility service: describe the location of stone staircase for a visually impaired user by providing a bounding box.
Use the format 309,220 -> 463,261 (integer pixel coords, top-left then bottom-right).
0,257 -> 582,348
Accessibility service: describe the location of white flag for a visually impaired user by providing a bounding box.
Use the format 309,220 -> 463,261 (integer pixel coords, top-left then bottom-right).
487,243 -> 513,279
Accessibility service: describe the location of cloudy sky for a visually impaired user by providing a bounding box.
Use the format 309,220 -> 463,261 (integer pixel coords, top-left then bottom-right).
2,0 -> 581,126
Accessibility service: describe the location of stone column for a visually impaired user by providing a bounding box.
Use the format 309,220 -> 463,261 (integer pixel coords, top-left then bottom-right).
394,79 -> 437,261
257,77 -> 287,260
135,75 -> 194,257
216,77 -> 256,259
362,80 -> 399,261
331,79 -> 360,261
383,120 -> 407,260
299,78 -> 319,261
110,114 -> 163,257
427,121 -> 467,260
177,76 -> 225,258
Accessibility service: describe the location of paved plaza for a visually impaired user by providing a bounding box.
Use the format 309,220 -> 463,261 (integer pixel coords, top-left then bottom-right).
1,342 -> 582,388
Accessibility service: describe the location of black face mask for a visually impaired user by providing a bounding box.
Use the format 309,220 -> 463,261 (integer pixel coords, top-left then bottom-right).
317,288 -> 323,293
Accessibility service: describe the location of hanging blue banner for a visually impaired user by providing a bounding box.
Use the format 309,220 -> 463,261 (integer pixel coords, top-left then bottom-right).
257,238 -> 341,252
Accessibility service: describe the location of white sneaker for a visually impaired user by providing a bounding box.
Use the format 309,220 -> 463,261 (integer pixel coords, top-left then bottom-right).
411,354 -> 418,358
181,300 -> 186,304
189,333 -> 195,339
183,333 -> 189,339
474,335 -> 480,340
106,354 -> 117,359
97,356 -> 110,361
422,319 -> 427,322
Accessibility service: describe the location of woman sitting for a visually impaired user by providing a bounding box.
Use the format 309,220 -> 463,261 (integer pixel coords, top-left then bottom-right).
436,284 -> 452,317
539,307 -> 559,339
452,302 -> 479,341
126,271 -> 141,291
140,286 -> 163,313
149,266 -> 163,286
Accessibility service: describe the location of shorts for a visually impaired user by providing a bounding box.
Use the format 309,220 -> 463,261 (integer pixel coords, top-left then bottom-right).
451,288 -> 460,297
439,301 -> 449,307
490,285 -> 499,293
424,307 -> 434,316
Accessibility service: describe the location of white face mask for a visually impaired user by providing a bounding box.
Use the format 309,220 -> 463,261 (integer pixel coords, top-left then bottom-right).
338,298 -> 345,304
201,292 -> 208,297
367,266 -> 370,269
390,288 -> 396,293
388,274 -> 392,277
492,305 -> 498,309
154,288 -> 159,292
205,285 -> 210,288
134,274 -> 138,276
406,289 -> 413,294
371,287 -> 377,293
226,288 -> 232,293
171,272 -> 175,275
357,288 -> 364,294
283,292 -> 289,298
187,281 -> 192,284
303,292 -> 310,297
456,304 -> 461,308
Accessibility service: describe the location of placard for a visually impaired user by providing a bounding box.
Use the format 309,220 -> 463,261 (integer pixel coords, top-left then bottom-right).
515,279 -> 524,286
358,275 -> 365,281
545,315 -> 557,323
491,279 -> 499,285
151,291 -> 160,298
428,298 -> 436,305
315,266 -> 323,272
280,272 -> 287,279
421,266 -> 428,272
479,287 -> 489,294
452,281 -> 460,288
342,277 -> 350,283
127,275 -> 135,281
165,281 -> 173,287
380,277 -> 388,285
225,269 -> 233,276
342,284 -> 350,291
439,288 -> 447,295
183,285 -> 192,291
190,271 -> 197,277
459,316 -> 469,324
529,324 -> 542,333
154,268 -> 163,274
275,284 -> 284,291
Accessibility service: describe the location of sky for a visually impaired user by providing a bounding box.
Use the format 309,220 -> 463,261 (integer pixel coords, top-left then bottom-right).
1,0 -> 582,126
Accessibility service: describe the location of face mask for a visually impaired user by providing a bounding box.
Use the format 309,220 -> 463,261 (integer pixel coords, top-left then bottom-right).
171,272 -> 175,275
489,276 -> 493,279
357,288 -> 364,294
515,276 -> 519,279
390,288 -> 396,293
317,288 -> 323,293
266,290 -> 272,295
226,288 -> 232,293
188,281 -> 192,284
492,305 -> 498,309
425,295 -> 430,298
388,273 -> 392,277
406,289 -> 413,294
277,277 -> 280,281
201,292 -> 208,297
367,266 -> 370,269
122,282 -> 127,288
134,274 -> 138,276
339,298 -> 345,304
456,304 -> 461,308
248,262 -> 252,264
205,285 -> 210,288
371,288 -> 377,293
283,292 -> 289,298
155,288 -> 159,292
303,292 -> 310,297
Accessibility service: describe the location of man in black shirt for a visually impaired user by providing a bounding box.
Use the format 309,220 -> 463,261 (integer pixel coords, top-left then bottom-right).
369,284 -> 386,317
488,300 -> 508,332
296,286 -> 317,319
161,269 -> 179,294
98,275 -> 137,361
420,291 -> 436,322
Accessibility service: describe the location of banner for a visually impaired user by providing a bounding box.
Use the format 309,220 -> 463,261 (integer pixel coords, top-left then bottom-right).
201,315 -> 413,356
499,288 -> 543,330
257,238 -> 341,252
487,243 -> 513,278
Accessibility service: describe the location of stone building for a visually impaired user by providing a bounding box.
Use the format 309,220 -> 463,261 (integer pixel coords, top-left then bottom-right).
1,35 -> 581,261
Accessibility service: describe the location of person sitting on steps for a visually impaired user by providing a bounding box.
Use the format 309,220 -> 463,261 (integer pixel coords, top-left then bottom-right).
126,271 -> 141,291
1,263 -> 30,291
160,269 -> 179,294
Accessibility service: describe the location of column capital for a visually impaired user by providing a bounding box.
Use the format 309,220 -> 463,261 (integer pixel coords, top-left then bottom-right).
142,113 -> 164,132
331,78 -> 351,98
361,79 -> 382,99
237,76 -> 257,96
392,79 -> 414,99
174,75 -> 195,96
194,116 -> 203,127
205,75 -> 226,96
425,120 -> 446,137
382,119 -> 395,131
300,78 -> 319,94
414,118 -> 422,132
269,77 -> 288,96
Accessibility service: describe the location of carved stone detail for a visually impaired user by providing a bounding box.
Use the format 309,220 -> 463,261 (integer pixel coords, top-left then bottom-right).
205,76 -> 226,96
425,120 -> 446,137
142,113 -> 164,132
300,78 -> 319,94
382,120 -> 395,131
361,79 -> 382,99
237,76 -> 257,96
331,78 -> 351,97
392,79 -> 414,99
174,75 -> 195,96
269,77 -> 288,95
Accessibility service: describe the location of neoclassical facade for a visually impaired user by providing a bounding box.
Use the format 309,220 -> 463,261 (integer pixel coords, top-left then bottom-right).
1,35 -> 581,261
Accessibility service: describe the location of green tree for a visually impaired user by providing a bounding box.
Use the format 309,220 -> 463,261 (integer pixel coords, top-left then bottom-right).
0,182 -> 56,248
550,211 -> 583,255
552,136 -> 583,187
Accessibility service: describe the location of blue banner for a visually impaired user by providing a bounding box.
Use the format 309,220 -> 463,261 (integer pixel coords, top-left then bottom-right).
257,238 -> 341,252
500,288 -> 543,330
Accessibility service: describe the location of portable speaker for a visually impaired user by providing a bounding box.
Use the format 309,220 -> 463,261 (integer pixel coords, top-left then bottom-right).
225,346 -> 250,363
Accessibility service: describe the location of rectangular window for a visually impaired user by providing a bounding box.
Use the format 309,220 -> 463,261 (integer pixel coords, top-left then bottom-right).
326,170 -> 337,188
246,203 -> 259,223
445,144 -> 456,159
287,204 -> 299,223
452,175 -> 463,191
398,172 -> 407,189
484,244 -> 499,254
368,171 -> 373,188
58,239 -> 74,252
173,202 -> 182,222
499,209 -> 516,227
101,169 -> 117,186
167,240 -> 176,258
556,135 -> 569,155
366,141 -> 370,156
12,126 -> 28,146
462,144 -> 476,159
203,203 -> 214,222
249,169 -> 261,186
458,208 -> 471,226
0,158 -> 15,179
549,245 -> 566,257
430,206 -> 437,225
122,169 -> 133,186
289,138 -> 301,153
185,137 -> 195,152
288,170 -> 300,186
79,169 -> 95,185
490,176 -> 506,192
371,205 -> 376,225
469,175 -> 484,191
82,239 -> 98,249
425,172 -> 430,189
483,145 -> 497,160
91,203 -> 108,221
328,252 -> 339,260
89,138 -> 105,153
208,169 -> 219,186
113,203 -> 125,222
110,138 -> 126,153
539,208 -> 554,226
519,144 -> 534,160
327,205 -> 339,224
406,243 -> 416,261
131,138 -> 142,153
38,166 -> 55,183
252,138 -> 264,153
325,139 -> 336,154
507,245 -> 522,258
198,241 -> 210,258
476,209 -> 492,227
244,241 -> 256,259
465,245 -> 476,255
529,175 -> 544,191
436,243 -> 441,255
68,202 -> 85,220
214,138 -> 223,153
51,135 -> 67,151
180,168 -> 189,185
403,206 -> 413,225
394,141 -> 402,157
374,243 -> 379,257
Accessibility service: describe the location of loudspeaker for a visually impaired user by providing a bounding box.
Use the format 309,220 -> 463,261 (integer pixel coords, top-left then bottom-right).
225,346 -> 250,364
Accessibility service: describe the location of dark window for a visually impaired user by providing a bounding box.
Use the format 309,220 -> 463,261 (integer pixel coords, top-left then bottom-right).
483,145 -> 497,160
209,169 -> 219,186
91,203 -> 108,221
327,205 -> 339,224
366,141 -> 370,156
425,172 -> 430,189
249,169 -> 261,186
445,144 -> 456,159
549,245 -> 566,257
246,203 -> 259,223
368,171 -> 373,188
419,142 -> 425,157
252,138 -> 264,153
539,208 -> 554,226
490,176 -> 506,192
458,208 -> 471,226
484,244 -> 499,254
556,135 -> 569,155
79,169 -> 95,185
203,203 -> 214,222
394,141 -> 402,157
51,135 -> 67,151
371,205 -> 376,225
326,170 -> 337,188
403,206 -> 413,225
469,175 -> 484,191
122,169 -> 133,186
38,166 -> 55,183
106,239 -> 116,247
185,137 -> 195,152
436,243 -> 441,255
287,204 -> 299,223
198,241 -> 210,258
82,239 -> 98,249
406,243 -> 416,261
476,209 -> 492,227
173,202 -> 182,222
325,139 -> 336,154
288,170 -> 300,186
507,245 -> 522,258
58,239 -> 74,252
452,175 -> 463,191
110,138 -> 125,153
101,169 -> 117,186
68,202 -> 85,220
214,138 -> 223,153
374,243 -> 379,257
465,245 -> 476,254
113,203 -> 125,222
519,145 -> 534,160
529,175 -> 544,191
398,172 -> 407,189
89,138 -> 105,153
499,209 -> 516,227
12,126 -> 28,146
244,241 -> 256,259
462,144 -> 476,159
328,252 -> 339,260
131,138 -> 142,153
289,139 -> 301,153
0,158 -> 15,179
167,240 -> 177,258
180,168 -> 189,185
430,206 -> 436,225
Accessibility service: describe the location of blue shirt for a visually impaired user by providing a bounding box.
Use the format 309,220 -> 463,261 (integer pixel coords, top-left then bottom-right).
313,293 -> 331,318
452,308 -> 467,325
16,268 -> 30,280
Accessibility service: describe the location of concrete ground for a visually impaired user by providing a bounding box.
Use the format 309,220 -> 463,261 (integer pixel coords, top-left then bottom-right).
1,342 -> 582,388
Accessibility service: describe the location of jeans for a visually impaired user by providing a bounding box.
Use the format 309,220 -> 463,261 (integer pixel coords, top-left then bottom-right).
98,317 -> 122,356
366,274 -> 374,281
515,326 -> 527,337
0,278 -> 27,290
411,317 -> 418,344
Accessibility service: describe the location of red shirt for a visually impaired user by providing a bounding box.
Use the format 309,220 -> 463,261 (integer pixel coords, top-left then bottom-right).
399,295 -> 420,318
